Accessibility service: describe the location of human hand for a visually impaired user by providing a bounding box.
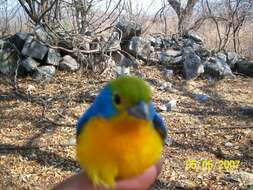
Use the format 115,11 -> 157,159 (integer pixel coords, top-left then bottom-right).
51,160 -> 162,190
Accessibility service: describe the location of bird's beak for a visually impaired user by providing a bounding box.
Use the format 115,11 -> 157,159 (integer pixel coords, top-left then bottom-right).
128,101 -> 149,120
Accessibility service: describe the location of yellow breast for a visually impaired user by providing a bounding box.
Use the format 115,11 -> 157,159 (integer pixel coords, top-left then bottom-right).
76,113 -> 163,188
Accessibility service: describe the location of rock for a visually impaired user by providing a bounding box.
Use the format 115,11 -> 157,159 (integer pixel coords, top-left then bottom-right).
236,59 -> 253,77
8,32 -> 31,51
226,52 -> 240,70
111,31 -> 120,41
225,172 -> 253,187
58,39 -> 73,50
67,136 -> 76,146
158,104 -> 167,112
134,71 -> 145,79
158,82 -> 172,91
156,51 -> 173,65
183,38 -> 196,48
115,18 -> 141,41
46,48 -> 62,66
128,36 -> 153,61
115,65 -> 130,76
162,69 -> 174,80
192,43 -> 201,52
59,55 -> 80,71
0,39 -> 17,75
196,46 -> 211,58
102,31 -> 121,51
26,84 -> 36,94
224,142 -> 233,148
238,172 -> 253,186
106,31 -> 121,50
217,52 -> 227,63
172,56 -> 183,64
20,57 -> 40,72
193,93 -> 209,103
184,31 -> 203,44
166,100 -> 177,111
119,55 -> 136,67
79,42 -> 90,51
34,25 -> 52,43
21,36 -> 48,60
166,49 -> 181,57
163,36 -> 174,49
32,66 -> 56,80
204,53 -> 235,79
240,106 -> 253,116
150,36 -> 163,49
182,47 -> 204,80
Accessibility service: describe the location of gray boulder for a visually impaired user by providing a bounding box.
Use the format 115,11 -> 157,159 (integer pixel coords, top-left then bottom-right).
226,52 -> 240,70
20,57 -> 40,72
156,51 -> 173,65
183,38 -> 196,48
115,18 -> 141,40
46,48 -> 62,66
196,46 -> 211,58
21,36 -> 48,60
162,69 -> 174,80
113,52 -> 136,67
236,59 -> 253,77
128,36 -> 153,61
158,82 -> 172,91
8,32 -> 31,51
0,39 -> 17,75
167,100 -> 177,111
166,49 -> 181,57
184,31 -> 203,44
115,65 -> 130,77
32,66 -> 56,80
217,53 -> 227,63
172,56 -> 183,64
59,55 -> 80,71
34,25 -> 52,43
119,55 -> 136,67
150,36 -> 163,49
182,47 -> 204,80
204,54 -> 235,79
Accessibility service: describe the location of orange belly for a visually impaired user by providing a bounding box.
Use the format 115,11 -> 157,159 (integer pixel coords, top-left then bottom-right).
76,113 -> 163,188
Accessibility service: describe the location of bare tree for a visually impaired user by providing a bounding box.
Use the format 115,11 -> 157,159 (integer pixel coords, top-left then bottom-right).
203,0 -> 253,52
0,0 -> 21,36
167,0 -> 200,34
17,0 -> 59,25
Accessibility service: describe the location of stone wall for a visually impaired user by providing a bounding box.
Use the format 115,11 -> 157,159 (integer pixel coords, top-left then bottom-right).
0,19 -> 252,80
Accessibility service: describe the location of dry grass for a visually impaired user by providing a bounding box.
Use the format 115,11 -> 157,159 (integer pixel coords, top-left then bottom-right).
0,64 -> 252,190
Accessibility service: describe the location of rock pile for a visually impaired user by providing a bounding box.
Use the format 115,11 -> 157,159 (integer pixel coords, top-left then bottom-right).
0,32 -> 81,80
0,19 -> 253,80
113,19 -> 253,79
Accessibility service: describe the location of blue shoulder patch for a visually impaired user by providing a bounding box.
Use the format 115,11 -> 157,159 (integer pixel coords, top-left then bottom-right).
149,102 -> 167,142
76,86 -> 117,136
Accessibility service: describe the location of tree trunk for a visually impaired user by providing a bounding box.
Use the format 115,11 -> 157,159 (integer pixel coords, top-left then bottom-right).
167,0 -> 199,35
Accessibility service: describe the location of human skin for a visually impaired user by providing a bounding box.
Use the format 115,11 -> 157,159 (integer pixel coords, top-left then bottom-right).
51,160 -> 162,190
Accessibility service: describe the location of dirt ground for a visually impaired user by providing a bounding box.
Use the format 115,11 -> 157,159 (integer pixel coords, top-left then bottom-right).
0,65 -> 252,190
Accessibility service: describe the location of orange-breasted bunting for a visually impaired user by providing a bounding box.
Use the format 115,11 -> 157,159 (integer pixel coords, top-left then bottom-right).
76,76 -> 167,188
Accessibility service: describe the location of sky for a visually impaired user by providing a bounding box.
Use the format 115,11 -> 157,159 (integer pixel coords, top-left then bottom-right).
95,0 -> 166,16
128,0 -> 164,14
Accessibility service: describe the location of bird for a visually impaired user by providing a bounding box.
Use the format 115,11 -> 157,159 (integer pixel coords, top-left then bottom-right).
76,76 -> 167,188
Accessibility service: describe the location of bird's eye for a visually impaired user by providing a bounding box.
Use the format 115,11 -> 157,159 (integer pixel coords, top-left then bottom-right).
113,94 -> 121,105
